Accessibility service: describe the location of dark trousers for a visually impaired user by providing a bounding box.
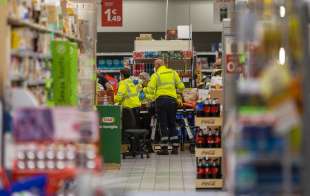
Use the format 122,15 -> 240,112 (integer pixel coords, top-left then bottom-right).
156,96 -> 178,144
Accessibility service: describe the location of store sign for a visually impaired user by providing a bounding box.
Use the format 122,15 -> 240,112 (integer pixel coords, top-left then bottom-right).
102,0 -> 123,26
214,0 -> 234,24
226,54 -> 245,74
102,117 -> 115,123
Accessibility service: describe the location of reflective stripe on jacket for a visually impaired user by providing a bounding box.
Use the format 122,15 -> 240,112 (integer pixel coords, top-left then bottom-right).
114,78 -> 141,108
144,66 -> 185,100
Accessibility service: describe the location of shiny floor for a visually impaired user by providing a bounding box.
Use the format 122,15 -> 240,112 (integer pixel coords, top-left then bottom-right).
101,151 -> 227,195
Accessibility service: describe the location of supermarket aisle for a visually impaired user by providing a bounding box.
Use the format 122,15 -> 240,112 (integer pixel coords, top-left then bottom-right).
100,152 -> 227,195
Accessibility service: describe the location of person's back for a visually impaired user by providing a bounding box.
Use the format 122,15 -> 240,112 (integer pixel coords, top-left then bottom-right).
143,59 -> 185,155
153,66 -> 181,99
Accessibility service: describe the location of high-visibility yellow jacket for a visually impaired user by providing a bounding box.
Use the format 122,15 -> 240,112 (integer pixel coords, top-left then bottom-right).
114,78 -> 141,108
144,65 -> 185,100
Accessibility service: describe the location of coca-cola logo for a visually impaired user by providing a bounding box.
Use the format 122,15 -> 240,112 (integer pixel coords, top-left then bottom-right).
202,119 -> 216,124
102,117 -> 114,123
201,150 -> 216,156
202,181 -> 216,186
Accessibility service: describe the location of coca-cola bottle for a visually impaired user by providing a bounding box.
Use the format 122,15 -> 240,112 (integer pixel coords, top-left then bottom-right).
204,99 -> 211,117
214,128 -> 221,148
195,128 -> 205,148
210,99 -> 218,117
206,128 -> 214,148
215,99 -> 221,117
204,158 -> 212,179
197,158 -> 205,179
211,159 -> 220,179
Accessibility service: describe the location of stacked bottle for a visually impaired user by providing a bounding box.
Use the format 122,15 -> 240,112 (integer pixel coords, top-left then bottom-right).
196,98 -> 221,117
197,158 -> 222,179
195,127 -> 221,148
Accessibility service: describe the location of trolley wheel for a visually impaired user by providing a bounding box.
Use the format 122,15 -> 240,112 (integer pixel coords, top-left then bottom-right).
181,144 -> 185,152
146,154 -> 150,159
189,144 -> 195,154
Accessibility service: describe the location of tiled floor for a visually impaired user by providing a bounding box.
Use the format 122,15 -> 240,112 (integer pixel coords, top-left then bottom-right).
100,152 -> 227,196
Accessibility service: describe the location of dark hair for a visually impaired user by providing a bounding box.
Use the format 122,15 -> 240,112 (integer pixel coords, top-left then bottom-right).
98,76 -> 108,87
120,68 -> 131,79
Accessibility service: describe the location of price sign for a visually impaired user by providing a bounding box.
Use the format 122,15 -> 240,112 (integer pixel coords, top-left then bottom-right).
226,54 -> 245,74
102,0 -> 123,27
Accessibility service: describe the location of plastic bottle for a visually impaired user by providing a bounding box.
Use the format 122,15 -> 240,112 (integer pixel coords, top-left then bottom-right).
214,128 -> 221,148
197,158 -> 205,179
206,128 -> 214,148
204,158 -> 211,179
195,128 -> 205,148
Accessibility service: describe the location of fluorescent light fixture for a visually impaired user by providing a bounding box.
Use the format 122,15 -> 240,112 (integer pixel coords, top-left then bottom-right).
280,6 -> 286,18
279,47 -> 286,65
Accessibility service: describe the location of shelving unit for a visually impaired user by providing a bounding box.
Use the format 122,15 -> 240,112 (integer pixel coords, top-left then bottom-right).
7,16 -> 82,44
97,69 -> 121,73
11,50 -> 52,60
201,69 -> 222,73
5,10 -> 85,106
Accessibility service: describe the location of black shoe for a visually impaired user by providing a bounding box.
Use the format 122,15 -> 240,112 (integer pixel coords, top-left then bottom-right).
157,146 -> 169,155
171,146 -> 179,155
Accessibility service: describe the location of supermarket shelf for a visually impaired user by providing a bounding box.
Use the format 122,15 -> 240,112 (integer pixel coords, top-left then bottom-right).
10,74 -> 26,82
177,108 -> 195,112
96,52 -> 132,56
195,117 -> 223,127
97,69 -> 121,73
201,69 -> 223,73
11,50 -> 52,60
27,80 -> 46,87
8,16 -> 82,43
134,58 -> 156,64
196,179 -> 223,189
134,58 -> 191,65
196,52 -> 217,56
195,148 -> 223,158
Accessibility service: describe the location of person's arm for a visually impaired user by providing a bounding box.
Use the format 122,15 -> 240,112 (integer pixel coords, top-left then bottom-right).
143,74 -> 157,100
114,81 -> 127,104
174,71 -> 185,94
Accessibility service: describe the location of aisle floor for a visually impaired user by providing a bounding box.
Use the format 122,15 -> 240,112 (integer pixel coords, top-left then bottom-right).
101,151 -> 227,195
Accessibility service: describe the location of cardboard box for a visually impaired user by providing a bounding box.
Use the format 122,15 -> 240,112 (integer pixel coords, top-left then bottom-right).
96,90 -> 114,105
210,89 -> 223,103
46,5 -> 58,23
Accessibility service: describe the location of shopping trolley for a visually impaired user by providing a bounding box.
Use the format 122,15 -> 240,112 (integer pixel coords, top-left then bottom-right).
149,107 -> 196,153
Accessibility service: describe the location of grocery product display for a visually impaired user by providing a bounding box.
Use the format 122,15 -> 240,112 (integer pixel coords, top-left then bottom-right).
223,1 -> 306,195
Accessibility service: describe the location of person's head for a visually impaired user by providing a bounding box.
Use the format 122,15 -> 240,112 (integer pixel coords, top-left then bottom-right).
154,58 -> 165,71
139,72 -> 150,87
139,72 -> 150,82
120,68 -> 131,80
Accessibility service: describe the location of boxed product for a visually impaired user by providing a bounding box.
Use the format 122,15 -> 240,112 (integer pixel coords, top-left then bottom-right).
133,52 -> 144,60
137,34 -> 153,40
210,89 -> 223,103
183,88 -> 198,103
13,107 -> 99,142
13,108 -> 54,142
96,90 -> 114,105
167,28 -> 177,40
198,89 -> 209,101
